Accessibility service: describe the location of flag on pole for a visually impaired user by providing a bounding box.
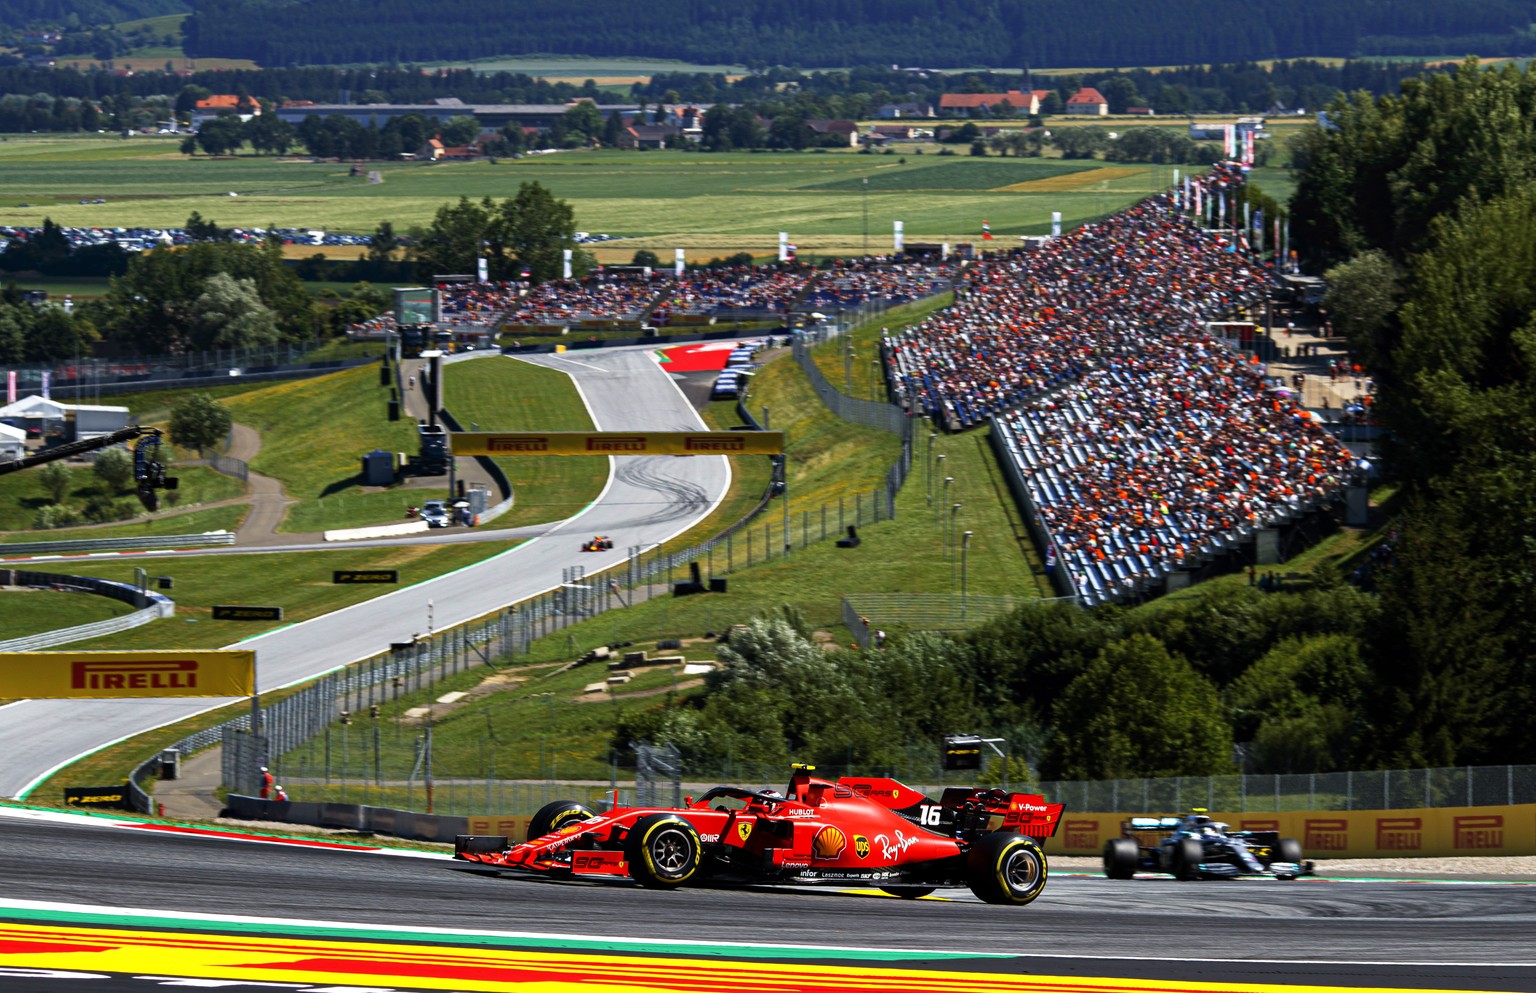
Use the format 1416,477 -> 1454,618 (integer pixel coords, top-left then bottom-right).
981,220 -> 994,240
893,220 -> 904,252
562,248 -> 572,279
41,370 -> 50,400
6,370 -> 14,405
1051,212 -> 1062,238
778,231 -> 789,262
675,247 -> 685,277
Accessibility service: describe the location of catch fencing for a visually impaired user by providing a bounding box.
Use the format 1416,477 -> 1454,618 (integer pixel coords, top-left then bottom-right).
1041,765 -> 1536,813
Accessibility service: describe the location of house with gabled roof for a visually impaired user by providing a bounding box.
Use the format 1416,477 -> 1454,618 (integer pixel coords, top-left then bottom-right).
938,90 -> 1049,118
1065,87 -> 1109,115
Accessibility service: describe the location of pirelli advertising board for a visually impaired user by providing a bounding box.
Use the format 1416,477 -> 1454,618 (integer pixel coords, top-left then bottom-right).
451,431 -> 785,457
0,650 -> 256,699
1041,805 -> 1536,859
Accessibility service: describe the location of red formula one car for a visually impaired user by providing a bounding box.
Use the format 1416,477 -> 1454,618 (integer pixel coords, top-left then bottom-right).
454,765 -> 1065,905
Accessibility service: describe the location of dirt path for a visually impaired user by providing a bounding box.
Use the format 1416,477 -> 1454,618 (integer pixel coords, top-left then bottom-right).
224,423 -> 311,547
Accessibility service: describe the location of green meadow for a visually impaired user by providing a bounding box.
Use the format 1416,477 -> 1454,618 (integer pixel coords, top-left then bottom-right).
0,139 -> 1178,251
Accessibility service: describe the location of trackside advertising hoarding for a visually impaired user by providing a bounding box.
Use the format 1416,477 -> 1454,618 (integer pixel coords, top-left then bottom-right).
1043,805 -> 1536,858
0,650 -> 255,699
450,431 -> 786,457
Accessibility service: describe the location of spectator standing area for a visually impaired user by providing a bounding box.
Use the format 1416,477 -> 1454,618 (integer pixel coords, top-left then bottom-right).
886,163 -> 1361,606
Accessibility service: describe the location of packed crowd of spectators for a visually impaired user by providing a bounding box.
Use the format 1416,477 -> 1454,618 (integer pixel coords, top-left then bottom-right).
503,271 -> 668,324
649,263 -> 820,319
437,280 -> 525,328
801,256 -> 955,310
887,163 -> 1359,604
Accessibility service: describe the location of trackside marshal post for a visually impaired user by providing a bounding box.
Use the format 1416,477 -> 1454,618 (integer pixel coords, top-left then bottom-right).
451,430 -> 786,457
0,650 -> 256,699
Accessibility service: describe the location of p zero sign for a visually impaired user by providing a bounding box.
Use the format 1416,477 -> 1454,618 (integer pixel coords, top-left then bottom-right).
0,650 -> 255,699
451,431 -> 786,457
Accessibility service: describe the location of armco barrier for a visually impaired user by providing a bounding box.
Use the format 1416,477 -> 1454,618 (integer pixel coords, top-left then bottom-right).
1,531 -> 235,555
222,795 -> 541,845
1042,804 -> 1536,859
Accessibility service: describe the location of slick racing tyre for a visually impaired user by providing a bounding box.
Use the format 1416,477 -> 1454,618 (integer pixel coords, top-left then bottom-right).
1102,837 -> 1139,879
527,800 -> 597,842
626,813 -> 703,889
1172,838 -> 1204,881
967,832 -> 1048,906
879,886 -> 937,899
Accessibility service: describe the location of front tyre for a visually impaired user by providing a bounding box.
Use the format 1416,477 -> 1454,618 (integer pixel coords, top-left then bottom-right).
1102,837 -> 1139,879
626,813 -> 703,889
967,832 -> 1048,906
1172,838 -> 1204,881
527,800 -> 596,842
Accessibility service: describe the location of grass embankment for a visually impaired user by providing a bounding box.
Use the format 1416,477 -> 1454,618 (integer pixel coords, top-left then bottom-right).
0,465 -> 245,537
437,356 -> 605,528
221,365 -> 439,532
0,587 -> 135,639
43,541 -> 510,652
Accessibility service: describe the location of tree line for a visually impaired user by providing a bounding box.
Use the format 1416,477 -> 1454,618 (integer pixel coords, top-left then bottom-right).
617,583 -> 1379,782
178,0 -> 1536,70
1286,57 -> 1536,769
1,180 -> 584,362
0,60 -> 1441,136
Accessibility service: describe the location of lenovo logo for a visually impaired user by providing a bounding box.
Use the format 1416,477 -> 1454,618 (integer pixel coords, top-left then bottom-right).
72,660 -> 198,691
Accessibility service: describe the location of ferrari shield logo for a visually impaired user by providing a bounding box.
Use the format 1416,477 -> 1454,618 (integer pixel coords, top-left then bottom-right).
737,822 -> 752,842
854,835 -> 870,859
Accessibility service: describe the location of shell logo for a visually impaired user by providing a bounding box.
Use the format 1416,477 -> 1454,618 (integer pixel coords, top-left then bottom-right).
813,825 -> 847,859
854,835 -> 870,859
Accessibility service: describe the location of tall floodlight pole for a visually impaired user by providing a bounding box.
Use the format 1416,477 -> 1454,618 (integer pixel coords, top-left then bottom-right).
863,176 -> 869,255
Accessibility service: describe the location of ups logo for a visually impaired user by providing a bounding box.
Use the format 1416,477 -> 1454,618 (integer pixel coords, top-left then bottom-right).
854,835 -> 870,859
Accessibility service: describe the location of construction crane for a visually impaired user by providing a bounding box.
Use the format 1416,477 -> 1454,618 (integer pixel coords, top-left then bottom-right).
0,425 -> 178,511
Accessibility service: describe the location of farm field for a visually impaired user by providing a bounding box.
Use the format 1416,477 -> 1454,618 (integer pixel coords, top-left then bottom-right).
0,139 -> 1184,255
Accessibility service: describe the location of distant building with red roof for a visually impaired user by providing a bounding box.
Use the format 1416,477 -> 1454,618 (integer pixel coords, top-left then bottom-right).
1065,87 -> 1108,115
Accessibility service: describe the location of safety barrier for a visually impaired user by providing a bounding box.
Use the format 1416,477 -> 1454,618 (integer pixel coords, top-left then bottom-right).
1,531 -> 236,555
1044,805 -> 1536,859
0,569 -> 175,652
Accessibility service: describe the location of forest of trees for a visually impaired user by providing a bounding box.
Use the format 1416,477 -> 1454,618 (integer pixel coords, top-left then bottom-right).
0,60 -> 1439,137
616,585 -> 1380,782
176,0 -> 1536,69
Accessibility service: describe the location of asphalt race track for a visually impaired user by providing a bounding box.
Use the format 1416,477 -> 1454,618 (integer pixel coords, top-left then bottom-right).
0,809 -> 1533,992
0,347 -> 731,799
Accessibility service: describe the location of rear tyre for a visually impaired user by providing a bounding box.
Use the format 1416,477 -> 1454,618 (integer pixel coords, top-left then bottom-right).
1102,837 -> 1139,879
1172,838 -> 1204,881
626,813 -> 703,889
879,886 -> 936,899
967,833 -> 1048,906
527,800 -> 596,842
